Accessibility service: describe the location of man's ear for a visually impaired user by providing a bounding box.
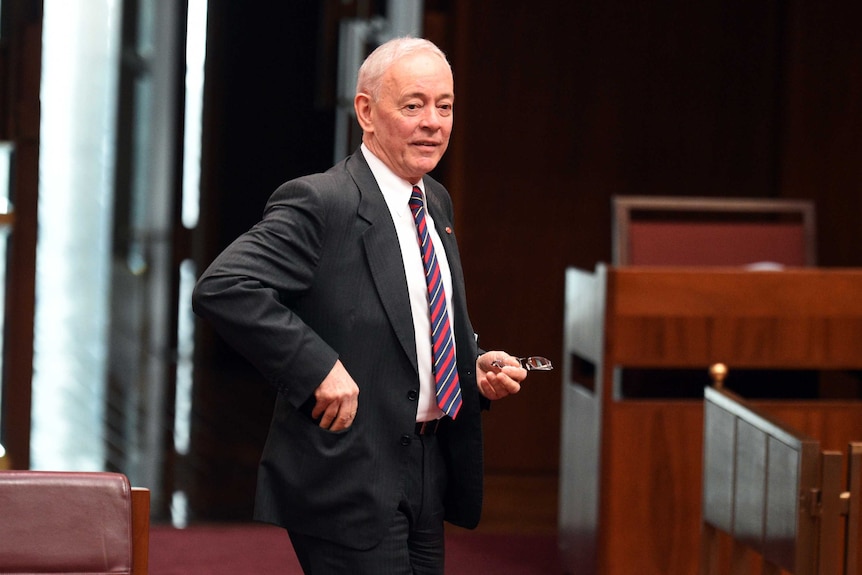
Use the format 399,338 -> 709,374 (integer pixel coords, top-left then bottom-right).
354,93 -> 374,133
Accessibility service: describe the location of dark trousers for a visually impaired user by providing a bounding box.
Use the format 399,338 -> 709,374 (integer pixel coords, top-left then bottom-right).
288,433 -> 448,574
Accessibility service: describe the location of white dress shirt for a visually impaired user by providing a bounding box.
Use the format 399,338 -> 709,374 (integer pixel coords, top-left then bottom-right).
361,144 -> 454,422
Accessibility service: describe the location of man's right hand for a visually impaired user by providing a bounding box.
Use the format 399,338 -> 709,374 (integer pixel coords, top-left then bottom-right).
311,360 -> 360,431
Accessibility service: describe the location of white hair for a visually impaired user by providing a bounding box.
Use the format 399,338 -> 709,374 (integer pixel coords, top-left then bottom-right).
355,37 -> 451,101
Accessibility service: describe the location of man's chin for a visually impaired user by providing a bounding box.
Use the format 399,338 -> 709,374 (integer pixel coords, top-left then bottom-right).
411,157 -> 442,176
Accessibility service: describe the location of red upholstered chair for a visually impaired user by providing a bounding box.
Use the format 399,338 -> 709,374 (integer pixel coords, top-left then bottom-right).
612,195 -> 817,267
0,471 -> 150,574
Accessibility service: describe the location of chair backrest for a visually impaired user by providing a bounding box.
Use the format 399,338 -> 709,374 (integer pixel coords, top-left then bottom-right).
0,471 -> 149,574
612,195 -> 817,267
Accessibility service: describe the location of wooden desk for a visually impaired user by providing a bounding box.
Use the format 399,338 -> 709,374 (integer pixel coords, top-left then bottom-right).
559,265 -> 862,575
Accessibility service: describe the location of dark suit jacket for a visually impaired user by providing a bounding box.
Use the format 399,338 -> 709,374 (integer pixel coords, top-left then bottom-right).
192,150 -> 484,549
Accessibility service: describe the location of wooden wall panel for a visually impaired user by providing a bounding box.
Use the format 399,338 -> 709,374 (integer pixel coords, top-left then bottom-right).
779,0 -> 862,267
447,1 -> 793,474
441,0 -> 862,539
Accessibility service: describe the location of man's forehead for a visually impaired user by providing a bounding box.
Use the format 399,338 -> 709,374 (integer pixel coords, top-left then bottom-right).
388,53 -> 451,79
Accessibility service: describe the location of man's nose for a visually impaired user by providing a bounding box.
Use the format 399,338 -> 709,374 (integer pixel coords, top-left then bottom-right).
420,107 -> 443,129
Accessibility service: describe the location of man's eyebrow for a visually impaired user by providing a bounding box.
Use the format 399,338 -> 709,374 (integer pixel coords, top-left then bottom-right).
402,91 -> 454,100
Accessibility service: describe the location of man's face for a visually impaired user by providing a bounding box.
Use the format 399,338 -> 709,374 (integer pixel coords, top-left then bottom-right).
356,51 -> 454,183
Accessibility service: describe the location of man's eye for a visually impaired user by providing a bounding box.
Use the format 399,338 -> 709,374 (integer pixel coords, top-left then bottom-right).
438,104 -> 453,115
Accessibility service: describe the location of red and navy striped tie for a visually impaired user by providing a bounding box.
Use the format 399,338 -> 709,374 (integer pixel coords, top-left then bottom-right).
409,186 -> 462,419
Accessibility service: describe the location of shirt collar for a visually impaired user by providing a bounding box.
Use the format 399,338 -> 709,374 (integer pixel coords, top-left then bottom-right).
361,144 -> 424,216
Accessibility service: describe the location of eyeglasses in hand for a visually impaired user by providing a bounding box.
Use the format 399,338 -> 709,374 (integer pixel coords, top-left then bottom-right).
491,356 -> 554,371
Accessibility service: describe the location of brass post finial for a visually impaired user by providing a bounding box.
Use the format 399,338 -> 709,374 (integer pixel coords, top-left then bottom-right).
709,363 -> 728,389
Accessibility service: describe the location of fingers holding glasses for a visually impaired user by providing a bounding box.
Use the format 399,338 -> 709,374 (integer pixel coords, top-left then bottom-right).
488,353 -> 518,371
491,355 -> 554,372
477,352 -> 522,399
476,352 -> 554,401
481,368 -> 521,399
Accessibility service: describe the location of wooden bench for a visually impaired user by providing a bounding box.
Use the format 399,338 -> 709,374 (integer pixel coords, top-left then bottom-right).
702,383 -> 861,575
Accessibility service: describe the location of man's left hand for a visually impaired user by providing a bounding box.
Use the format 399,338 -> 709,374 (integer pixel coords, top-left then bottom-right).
476,351 -> 525,400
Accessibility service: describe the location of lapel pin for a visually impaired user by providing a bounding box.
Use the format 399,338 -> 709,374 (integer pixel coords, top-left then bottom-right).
445,226 -> 452,234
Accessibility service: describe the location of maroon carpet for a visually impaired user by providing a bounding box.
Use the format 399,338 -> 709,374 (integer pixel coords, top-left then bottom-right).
149,524 -> 564,574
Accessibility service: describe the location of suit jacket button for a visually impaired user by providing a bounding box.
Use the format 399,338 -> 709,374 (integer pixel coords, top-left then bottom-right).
400,434 -> 412,446
407,390 -> 419,401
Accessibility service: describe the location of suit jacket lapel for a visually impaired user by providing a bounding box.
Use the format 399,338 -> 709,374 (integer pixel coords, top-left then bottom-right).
423,180 -> 465,304
423,179 -> 473,352
348,153 -> 419,372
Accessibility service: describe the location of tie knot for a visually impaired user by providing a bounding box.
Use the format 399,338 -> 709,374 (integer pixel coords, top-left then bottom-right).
409,187 -> 423,209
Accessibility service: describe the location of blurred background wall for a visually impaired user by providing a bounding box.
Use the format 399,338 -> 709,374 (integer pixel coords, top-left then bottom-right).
1,0 -> 860,531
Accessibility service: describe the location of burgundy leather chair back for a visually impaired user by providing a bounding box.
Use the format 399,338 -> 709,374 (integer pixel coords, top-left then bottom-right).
0,471 -> 134,574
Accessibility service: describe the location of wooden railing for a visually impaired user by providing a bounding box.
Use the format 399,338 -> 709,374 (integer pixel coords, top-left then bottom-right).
702,382 -> 861,574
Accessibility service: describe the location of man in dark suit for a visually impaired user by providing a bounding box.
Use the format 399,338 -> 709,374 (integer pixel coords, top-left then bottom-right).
192,37 -> 527,574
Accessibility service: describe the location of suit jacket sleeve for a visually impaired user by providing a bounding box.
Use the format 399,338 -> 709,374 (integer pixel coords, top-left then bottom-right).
192,177 -> 339,408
